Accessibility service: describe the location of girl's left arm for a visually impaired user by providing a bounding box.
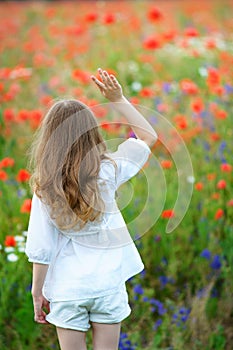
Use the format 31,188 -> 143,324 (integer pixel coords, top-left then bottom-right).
32,263 -> 49,297
25,192 -> 56,324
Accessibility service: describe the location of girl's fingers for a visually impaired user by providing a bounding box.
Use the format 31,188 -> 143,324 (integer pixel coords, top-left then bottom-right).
99,69 -> 114,88
110,74 -> 119,86
91,75 -> 106,89
103,71 -> 114,87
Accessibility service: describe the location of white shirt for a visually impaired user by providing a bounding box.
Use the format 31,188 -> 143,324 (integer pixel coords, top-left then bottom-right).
25,137 -> 151,302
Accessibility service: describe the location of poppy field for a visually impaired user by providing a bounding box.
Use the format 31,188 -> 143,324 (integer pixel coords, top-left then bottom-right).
0,1 -> 233,349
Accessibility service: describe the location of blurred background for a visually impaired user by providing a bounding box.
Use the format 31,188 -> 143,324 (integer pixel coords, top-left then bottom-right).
0,1 -> 232,349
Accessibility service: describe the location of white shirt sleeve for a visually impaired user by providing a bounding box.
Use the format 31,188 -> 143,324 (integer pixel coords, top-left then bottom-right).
25,193 -> 57,264
109,137 -> 152,188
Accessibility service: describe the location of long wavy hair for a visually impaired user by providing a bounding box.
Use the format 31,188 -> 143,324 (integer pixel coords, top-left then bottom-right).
27,99 -> 115,232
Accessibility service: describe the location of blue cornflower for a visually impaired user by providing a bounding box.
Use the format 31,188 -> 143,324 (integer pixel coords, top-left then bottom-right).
219,141 -> 227,151
159,275 -> 175,288
172,306 -> 190,326
181,315 -> 189,322
133,284 -> 144,295
203,141 -> 210,151
179,307 -> 190,316
224,83 -> 233,94
200,249 -> 211,260
210,255 -> 222,270
200,110 -> 208,118
119,332 -> 137,350
153,318 -> 163,331
149,299 -> 167,315
179,307 -> 187,315
142,296 -> 149,302
158,305 -> 167,316
150,298 -> 160,306
159,275 -> 168,287
162,82 -> 172,94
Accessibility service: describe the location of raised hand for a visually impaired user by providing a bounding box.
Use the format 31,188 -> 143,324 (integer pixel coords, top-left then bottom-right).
91,68 -> 124,102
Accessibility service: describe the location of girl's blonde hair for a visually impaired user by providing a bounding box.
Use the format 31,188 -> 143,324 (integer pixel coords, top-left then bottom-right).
27,99 -> 114,232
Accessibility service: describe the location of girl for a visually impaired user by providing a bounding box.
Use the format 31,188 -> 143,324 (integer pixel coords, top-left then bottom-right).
25,68 -> 158,350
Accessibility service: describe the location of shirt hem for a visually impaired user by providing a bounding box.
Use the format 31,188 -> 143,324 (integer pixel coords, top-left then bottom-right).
42,264 -> 144,302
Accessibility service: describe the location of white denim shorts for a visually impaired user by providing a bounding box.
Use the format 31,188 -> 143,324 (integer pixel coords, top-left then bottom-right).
45,283 -> 131,332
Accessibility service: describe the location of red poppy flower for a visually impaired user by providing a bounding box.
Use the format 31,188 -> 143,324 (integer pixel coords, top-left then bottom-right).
100,122 -> 111,131
214,208 -> 224,220
215,109 -> 227,120
184,27 -> 199,37
3,109 -> 15,122
206,173 -> 216,181
130,97 -> 140,105
180,79 -> 199,95
147,7 -> 163,22
195,182 -> 204,191
40,95 -> 53,106
174,115 -> 188,129
207,67 -> 220,87
3,92 -> 14,102
85,12 -> 98,23
103,13 -> 115,25
213,85 -> 224,96
16,110 -> 30,123
210,133 -> 220,141
139,87 -> 154,98
0,82 -> 4,93
16,169 -> 31,182
221,163 -> 232,172
161,160 -> 172,169
0,157 -> 15,168
0,67 -> 11,79
162,29 -> 177,42
72,69 -> 90,84
227,199 -> 233,207
143,36 -> 161,50
205,39 -> 216,49
212,193 -> 220,200
20,199 -> 32,213
4,235 -> 16,247
29,110 -> 43,129
191,97 -> 204,113
162,209 -> 174,219
0,170 -> 8,181
217,180 -> 226,190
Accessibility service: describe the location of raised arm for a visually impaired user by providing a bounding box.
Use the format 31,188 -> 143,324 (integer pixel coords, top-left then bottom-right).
91,68 -> 158,147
